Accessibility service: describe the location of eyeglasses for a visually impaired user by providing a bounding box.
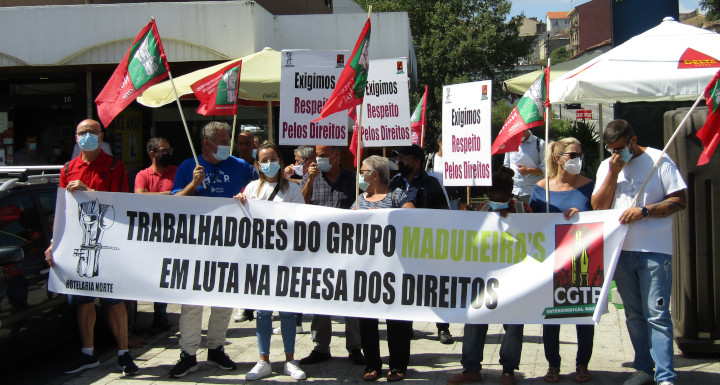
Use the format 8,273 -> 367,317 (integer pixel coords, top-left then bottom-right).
156,149 -> 173,156
606,141 -> 632,154
561,152 -> 584,159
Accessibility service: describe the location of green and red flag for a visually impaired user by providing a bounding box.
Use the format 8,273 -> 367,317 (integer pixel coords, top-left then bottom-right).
190,61 -> 242,116
410,85 -> 428,146
312,17 -> 371,122
96,19 -> 170,127
696,69 -> 720,166
491,66 -> 550,154
348,106 -> 362,165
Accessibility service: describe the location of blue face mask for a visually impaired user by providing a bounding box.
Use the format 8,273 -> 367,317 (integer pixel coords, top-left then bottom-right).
619,146 -> 633,163
28,143 -> 38,151
252,149 -> 258,159
316,156 -> 333,173
77,133 -> 99,152
210,140 -> 231,161
488,200 -> 510,211
260,161 -> 281,178
358,173 -> 371,191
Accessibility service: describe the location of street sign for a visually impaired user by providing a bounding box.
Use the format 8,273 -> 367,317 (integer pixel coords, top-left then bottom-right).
576,109 -> 592,120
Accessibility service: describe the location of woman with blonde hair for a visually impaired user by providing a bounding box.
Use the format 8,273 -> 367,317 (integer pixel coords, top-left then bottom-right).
529,137 -> 595,383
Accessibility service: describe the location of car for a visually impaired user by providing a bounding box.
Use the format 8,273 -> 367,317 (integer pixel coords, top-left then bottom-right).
565,103 -> 582,109
0,165 -> 77,369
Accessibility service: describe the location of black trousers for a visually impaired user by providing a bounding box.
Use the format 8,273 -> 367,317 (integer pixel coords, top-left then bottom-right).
360,318 -> 413,372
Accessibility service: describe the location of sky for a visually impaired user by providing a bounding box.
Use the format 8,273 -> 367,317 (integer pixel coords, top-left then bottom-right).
510,0 -> 702,21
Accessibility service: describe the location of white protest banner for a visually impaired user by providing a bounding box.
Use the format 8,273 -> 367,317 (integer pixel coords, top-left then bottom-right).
441,81 -> 493,186
279,50 -> 349,146
49,190 -> 627,324
360,58 -> 412,147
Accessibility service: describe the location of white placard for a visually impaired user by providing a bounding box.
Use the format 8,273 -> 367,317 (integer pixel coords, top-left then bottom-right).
360,58 -> 412,148
441,81 -> 493,186
280,50 -> 349,146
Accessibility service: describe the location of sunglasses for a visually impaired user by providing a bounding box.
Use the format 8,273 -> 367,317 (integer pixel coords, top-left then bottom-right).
561,152 -> 584,159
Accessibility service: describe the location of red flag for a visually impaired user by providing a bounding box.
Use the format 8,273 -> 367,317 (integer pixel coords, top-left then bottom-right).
349,106 -> 362,165
491,66 -> 550,154
410,85 -> 428,146
312,18 -> 371,122
190,61 -> 242,116
696,69 -> 720,166
96,20 -> 170,127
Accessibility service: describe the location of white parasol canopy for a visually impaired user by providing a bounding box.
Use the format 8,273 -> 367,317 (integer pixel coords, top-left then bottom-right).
550,17 -> 720,104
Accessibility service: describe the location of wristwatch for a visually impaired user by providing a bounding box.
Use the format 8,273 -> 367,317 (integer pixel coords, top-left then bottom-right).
641,206 -> 649,217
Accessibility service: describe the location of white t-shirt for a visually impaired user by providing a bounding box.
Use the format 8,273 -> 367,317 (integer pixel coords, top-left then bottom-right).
243,179 -> 304,203
593,147 -> 686,254
432,153 -> 444,183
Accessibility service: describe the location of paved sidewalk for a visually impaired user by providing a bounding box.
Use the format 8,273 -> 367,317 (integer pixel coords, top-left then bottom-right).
42,302 -> 720,384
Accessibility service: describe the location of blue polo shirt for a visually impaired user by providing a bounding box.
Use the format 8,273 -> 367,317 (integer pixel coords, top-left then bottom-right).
172,155 -> 256,198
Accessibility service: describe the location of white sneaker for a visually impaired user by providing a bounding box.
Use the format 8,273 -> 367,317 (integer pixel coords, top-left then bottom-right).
246,360 -> 272,381
623,370 -> 654,385
233,309 -> 245,322
272,326 -> 282,335
657,381 -> 675,385
284,360 -> 306,380
296,325 -> 304,334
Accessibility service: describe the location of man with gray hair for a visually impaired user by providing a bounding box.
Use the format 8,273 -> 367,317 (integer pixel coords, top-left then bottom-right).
284,145 -> 316,183
168,121 -> 256,378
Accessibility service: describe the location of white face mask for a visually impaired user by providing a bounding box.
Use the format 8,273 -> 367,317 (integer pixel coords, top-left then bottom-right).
562,157 -> 582,175
293,164 -> 304,176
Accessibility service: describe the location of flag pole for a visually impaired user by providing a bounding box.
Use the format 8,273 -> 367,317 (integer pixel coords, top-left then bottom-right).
630,93 -> 704,207
167,69 -> 205,189
229,68 -> 242,156
544,59 -> 551,213
355,5 -> 372,201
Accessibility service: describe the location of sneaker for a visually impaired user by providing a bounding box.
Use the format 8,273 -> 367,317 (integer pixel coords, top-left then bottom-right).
63,352 -> 100,374
273,326 -> 282,335
299,350 -> 331,365
207,346 -> 237,370
118,352 -> 139,376
446,370 -> 483,384
233,308 -> 247,322
246,360 -> 272,380
296,324 -> 304,334
657,381 -> 675,385
169,352 -> 198,378
284,360 -> 307,380
501,371 -> 516,385
438,330 -> 454,344
623,370 -> 654,385
349,348 -> 366,365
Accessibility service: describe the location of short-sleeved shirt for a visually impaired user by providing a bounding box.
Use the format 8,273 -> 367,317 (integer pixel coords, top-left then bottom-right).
503,134 -> 546,197
171,156 -> 255,198
60,151 -> 128,192
301,168 -> 356,209
477,199 -> 532,213
388,171 -> 449,210
351,188 -> 410,210
135,165 -> 178,193
593,147 -> 686,254
244,179 -> 304,203
529,181 -> 595,214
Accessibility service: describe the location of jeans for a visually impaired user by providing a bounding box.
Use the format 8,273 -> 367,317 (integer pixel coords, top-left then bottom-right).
309,314 -> 361,354
543,324 -> 594,367
154,302 -> 168,320
614,251 -> 676,383
179,305 -> 232,355
360,318 -> 413,372
256,310 -> 295,355
461,324 -> 524,373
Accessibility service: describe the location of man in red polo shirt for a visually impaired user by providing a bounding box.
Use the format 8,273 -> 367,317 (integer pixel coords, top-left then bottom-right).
44,119 -> 137,376
134,137 -> 177,332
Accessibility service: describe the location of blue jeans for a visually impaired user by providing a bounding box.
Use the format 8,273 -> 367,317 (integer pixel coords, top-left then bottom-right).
614,251 -> 676,383
154,302 -> 168,320
256,310 -> 295,355
461,324 -> 523,373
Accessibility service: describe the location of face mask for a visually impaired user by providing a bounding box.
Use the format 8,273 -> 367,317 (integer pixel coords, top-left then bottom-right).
293,164 -> 304,176
398,160 -> 414,176
77,133 -> 99,152
358,173 -> 371,191
252,149 -> 258,159
28,143 -> 38,151
260,161 -> 281,178
53,147 -> 61,156
488,200 -> 510,211
562,157 -> 582,175
158,154 -> 174,167
212,143 -> 231,161
316,156 -> 332,173
619,145 -> 633,163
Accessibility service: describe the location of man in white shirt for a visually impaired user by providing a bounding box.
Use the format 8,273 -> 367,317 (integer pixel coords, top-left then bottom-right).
503,130 -> 545,203
591,119 -> 686,385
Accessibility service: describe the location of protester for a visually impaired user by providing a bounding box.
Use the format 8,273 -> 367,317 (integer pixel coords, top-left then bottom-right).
389,144 -> 454,344
14,133 -> 48,165
234,143 -> 307,381
284,145 -> 315,185
591,120 -> 686,385
503,130 -> 545,203
168,121 -> 255,378
351,155 -> 414,382
529,137 -> 595,383
44,119 -> 138,376
51,139 -> 72,165
134,137 -> 178,333
298,145 -> 365,366
446,165 -> 528,385
72,132 -> 113,158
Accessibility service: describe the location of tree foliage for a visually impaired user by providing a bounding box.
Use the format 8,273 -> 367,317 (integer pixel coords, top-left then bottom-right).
701,0 -> 720,21
352,0 -> 533,149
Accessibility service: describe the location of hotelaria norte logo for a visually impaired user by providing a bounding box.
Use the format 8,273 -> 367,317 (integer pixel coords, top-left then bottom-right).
73,199 -> 118,278
543,223 -> 605,319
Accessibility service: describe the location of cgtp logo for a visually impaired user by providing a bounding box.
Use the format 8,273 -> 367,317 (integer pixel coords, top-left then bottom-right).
73,199 -> 118,278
